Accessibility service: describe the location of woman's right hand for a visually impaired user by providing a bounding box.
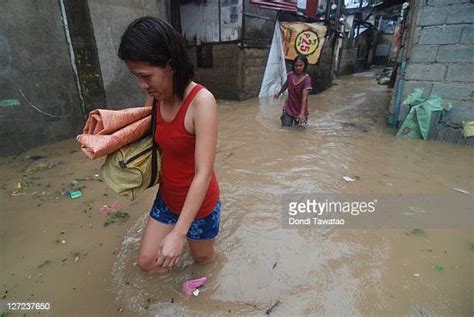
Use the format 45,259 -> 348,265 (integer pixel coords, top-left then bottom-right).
155,231 -> 185,268
297,113 -> 307,124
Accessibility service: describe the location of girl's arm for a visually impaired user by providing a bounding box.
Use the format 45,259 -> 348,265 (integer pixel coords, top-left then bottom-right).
155,89 -> 218,268
298,89 -> 310,122
275,79 -> 288,98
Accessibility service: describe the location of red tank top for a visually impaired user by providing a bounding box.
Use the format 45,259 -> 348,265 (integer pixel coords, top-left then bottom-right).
154,84 -> 220,219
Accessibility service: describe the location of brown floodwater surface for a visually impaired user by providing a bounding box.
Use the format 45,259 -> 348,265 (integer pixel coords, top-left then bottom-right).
1,72 -> 473,316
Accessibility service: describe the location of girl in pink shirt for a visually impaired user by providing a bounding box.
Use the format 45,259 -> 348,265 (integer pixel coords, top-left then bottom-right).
275,55 -> 312,126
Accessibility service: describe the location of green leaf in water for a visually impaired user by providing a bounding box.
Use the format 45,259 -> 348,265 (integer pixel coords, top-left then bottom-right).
104,211 -> 129,227
408,206 -> 425,213
411,228 -> 425,236
470,243 -> 474,251
38,260 -> 51,268
111,211 -> 129,220
435,265 -> 444,272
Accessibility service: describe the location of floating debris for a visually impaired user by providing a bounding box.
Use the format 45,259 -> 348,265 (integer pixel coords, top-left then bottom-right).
25,161 -> 62,174
61,179 -> 86,198
11,182 -> 29,196
26,155 -> 46,161
71,181 -> 86,191
411,228 -> 425,236
37,260 -> 52,268
451,187 -> 473,196
70,191 -> 82,199
435,265 -> 444,272
265,300 -> 281,315
104,211 -> 129,226
182,277 -> 207,295
342,176 -> 360,182
54,239 -> 67,245
10,191 -> 26,197
408,206 -> 425,213
72,252 -> 80,263
99,202 -> 122,215
122,237 -> 141,245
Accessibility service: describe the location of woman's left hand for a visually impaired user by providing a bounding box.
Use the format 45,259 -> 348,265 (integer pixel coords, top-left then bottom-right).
155,231 -> 185,268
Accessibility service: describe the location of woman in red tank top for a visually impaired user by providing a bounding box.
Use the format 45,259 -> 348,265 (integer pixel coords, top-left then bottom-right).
118,17 -> 220,272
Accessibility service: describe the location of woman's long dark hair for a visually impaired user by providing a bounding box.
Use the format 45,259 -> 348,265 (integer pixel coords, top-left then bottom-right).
118,17 -> 194,100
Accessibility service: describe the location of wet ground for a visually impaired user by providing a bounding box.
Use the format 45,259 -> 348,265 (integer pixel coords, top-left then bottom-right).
1,72 -> 473,316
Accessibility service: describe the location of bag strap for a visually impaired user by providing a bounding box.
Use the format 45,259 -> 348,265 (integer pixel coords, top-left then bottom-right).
149,100 -> 159,187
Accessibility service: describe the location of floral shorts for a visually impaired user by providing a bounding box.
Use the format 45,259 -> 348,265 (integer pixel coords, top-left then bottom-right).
149,193 -> 221,240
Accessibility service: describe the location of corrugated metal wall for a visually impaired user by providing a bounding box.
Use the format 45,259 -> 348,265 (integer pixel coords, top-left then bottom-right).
249,0 -> 296,12
181,0 -> 243,45
221,0 -> 243,41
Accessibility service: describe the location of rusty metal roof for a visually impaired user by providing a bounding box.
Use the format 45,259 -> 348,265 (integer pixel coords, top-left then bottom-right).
250,0 -> 297,12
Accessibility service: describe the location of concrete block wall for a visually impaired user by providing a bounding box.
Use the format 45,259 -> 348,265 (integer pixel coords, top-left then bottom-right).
310,36 -> 336,93
188,44 -> 244,100
189,44 -> 270,100
241,48 -> 269,99
402,0 -> 474,126
338,47 -> 354,75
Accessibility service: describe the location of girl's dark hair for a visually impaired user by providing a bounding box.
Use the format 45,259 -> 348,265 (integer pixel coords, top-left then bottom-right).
293,54 -> 309,71
118,16 -> 194,100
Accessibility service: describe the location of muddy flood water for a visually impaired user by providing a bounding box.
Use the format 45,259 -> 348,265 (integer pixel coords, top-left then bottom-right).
1,72 -> 473,316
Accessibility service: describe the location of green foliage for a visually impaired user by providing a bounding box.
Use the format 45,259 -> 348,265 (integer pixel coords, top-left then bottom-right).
411,228 -> 425,236
435,265 -> 444,272
104,211 -> 130,227
37,260 -> 52,268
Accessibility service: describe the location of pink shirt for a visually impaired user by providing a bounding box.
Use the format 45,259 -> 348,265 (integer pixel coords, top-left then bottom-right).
284,72 -> 312,117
